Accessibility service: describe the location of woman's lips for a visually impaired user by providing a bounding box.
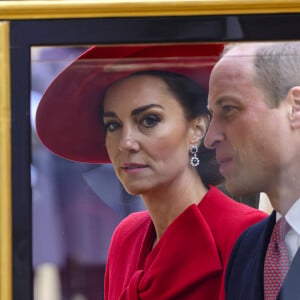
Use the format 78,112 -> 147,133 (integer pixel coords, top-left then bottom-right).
121,163 -> 149,173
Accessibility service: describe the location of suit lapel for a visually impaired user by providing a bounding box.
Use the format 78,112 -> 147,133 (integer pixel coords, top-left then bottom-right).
279,246 -> 300,300
243,212 -> 276,300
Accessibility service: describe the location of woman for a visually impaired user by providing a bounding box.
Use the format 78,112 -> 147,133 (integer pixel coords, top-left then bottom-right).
36,43 -> 267,299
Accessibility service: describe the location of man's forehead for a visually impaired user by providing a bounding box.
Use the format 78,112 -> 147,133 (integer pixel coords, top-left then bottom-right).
210,54 -> 253,88
226,43 -> 259,54
211,43 -> 268,83
207,47 -> 258,111
212,59 -> 249,79
221,46 -> 256,67
215,44 -> 261,72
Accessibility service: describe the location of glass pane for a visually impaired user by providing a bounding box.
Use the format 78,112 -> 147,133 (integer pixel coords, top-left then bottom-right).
31,42 -> 266,300
31,46 -> 146,300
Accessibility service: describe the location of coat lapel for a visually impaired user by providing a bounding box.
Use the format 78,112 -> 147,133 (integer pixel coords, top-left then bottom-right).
279,246 -> 300,300
242,212 -> 276,300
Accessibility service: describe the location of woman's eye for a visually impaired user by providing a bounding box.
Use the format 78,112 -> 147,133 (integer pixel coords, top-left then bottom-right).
104,121 -> 120,132
140,114 -> 160,128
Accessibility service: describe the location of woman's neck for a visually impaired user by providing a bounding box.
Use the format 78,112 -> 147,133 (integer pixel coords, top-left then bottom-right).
142,172 -> 208,247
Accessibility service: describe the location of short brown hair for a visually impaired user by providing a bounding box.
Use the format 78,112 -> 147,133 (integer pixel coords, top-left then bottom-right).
222,42 -> 300,107
253,42 -> 300,107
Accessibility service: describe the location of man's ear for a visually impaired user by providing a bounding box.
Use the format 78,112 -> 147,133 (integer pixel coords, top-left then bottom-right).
289,86 -> 300,129
190,116 -> 209,144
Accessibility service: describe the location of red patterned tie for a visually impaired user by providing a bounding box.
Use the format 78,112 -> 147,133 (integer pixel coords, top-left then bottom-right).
264,217 -> 290,299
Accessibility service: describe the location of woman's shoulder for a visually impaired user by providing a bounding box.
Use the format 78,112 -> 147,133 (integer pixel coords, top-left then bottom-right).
110,210 -> 151,242
199,186 -> 268,260
200,185 -> 267,224
118,210 -> 150,229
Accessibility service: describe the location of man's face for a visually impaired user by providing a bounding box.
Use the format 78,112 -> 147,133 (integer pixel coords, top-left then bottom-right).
204,50 -> 290,197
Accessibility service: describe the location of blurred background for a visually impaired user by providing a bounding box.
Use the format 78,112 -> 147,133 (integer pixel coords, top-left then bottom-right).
31,46 -> 145,300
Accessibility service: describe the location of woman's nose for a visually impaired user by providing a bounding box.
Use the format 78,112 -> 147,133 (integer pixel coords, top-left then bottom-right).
119,127 -> 139,152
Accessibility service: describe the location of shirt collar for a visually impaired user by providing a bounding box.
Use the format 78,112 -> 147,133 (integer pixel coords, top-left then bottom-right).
277,198 -> 300,236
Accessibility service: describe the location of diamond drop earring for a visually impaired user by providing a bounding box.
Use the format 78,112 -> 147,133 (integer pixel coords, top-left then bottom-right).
189,145 -> 200,167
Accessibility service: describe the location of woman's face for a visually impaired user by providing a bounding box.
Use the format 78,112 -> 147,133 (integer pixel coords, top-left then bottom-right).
103,75 -> 198,195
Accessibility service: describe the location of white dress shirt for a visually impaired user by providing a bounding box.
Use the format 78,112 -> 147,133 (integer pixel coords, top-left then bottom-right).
277,198 -> 300,263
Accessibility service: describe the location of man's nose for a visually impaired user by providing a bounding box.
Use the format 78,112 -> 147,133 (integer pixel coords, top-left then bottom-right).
204,119 -> 224,149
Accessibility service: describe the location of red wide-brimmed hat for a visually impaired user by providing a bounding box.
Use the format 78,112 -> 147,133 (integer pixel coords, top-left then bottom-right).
36,43 -> 223,163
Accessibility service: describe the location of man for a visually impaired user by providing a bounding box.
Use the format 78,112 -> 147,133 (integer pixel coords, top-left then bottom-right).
204,42 -> 300,299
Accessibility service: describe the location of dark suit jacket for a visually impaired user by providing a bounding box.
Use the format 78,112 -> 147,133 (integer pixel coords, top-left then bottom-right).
225,211 -> 300,300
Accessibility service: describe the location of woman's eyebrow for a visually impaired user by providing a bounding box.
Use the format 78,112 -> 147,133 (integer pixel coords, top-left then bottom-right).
131,104 -> 164,116
103,104 -> 164,118
103,111 -> 117,118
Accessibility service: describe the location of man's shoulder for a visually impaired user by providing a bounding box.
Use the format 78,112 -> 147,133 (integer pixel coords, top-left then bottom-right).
235,215 -> 271,247
225,215 -> 273,299
226,214 -> 272,269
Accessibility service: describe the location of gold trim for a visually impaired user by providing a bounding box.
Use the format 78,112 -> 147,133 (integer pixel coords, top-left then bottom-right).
0,0 -> 300,20
0,21 -> 12,300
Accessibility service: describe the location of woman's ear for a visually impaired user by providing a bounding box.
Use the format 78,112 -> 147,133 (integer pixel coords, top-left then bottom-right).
289,86 -> 300,129
190,115 -> 209,144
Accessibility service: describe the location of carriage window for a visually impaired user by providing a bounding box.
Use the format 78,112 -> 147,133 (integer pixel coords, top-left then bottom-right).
31,46 -> 147,300
31,42 -> 272,300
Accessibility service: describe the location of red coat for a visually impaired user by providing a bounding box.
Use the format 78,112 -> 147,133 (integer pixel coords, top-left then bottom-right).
105,186 -> 267,300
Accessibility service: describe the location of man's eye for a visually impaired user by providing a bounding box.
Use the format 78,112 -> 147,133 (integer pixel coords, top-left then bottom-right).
104,121 -> 120,132
140,115 -> 160,128
222,105 -> 235,114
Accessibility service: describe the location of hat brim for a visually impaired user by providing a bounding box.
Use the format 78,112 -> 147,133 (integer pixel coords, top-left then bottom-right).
36,43 -> 223,163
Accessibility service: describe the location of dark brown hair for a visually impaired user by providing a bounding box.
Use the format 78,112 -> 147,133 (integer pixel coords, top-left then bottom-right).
101,70 -> 224,187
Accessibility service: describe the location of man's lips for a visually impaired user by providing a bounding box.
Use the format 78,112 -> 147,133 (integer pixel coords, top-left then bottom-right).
217,156 -> 233,175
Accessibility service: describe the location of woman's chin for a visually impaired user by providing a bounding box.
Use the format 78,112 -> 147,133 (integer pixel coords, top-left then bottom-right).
121,182 -> 150,196
123,186 -> 144,196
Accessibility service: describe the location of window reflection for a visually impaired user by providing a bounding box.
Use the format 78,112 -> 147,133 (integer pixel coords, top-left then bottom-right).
31,44 -> 270,300
31,46 -> 145,300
